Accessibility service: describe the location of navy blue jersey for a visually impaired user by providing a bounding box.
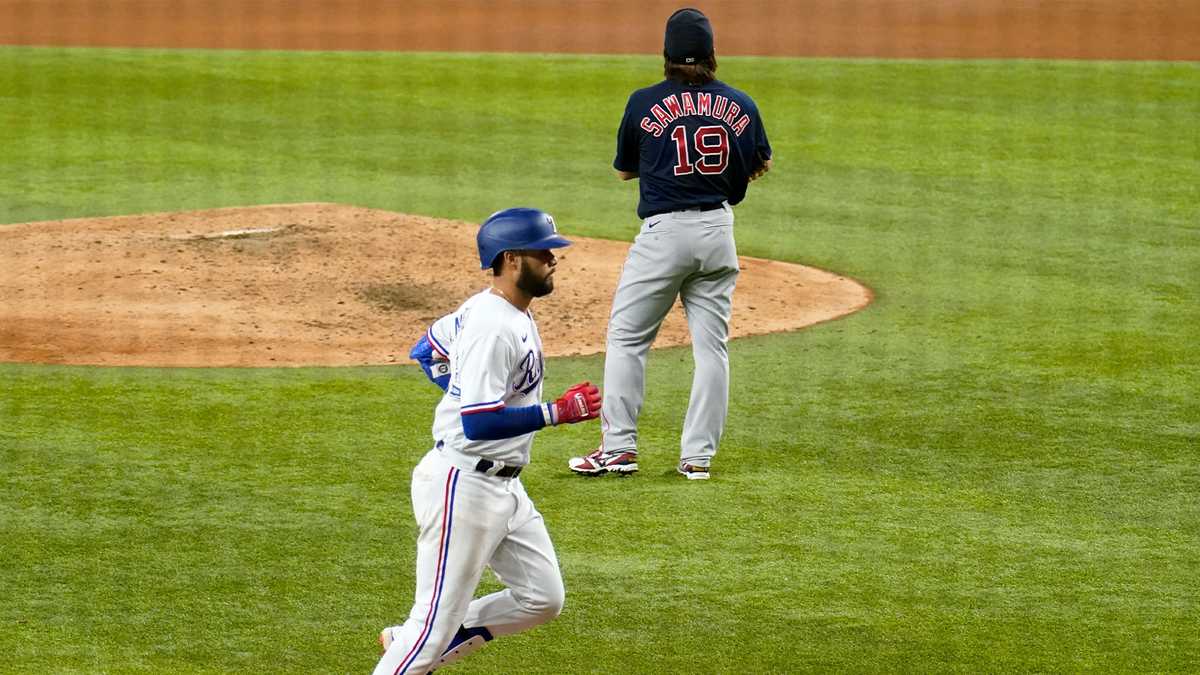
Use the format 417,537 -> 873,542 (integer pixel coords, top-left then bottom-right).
614,79 -> 772,219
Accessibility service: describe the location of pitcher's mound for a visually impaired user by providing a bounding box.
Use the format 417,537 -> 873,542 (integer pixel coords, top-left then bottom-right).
0,203 -> 871,367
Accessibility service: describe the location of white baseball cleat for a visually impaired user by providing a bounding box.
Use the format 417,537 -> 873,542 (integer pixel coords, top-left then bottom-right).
568,447 -> 639,475
677,462 -> 710,480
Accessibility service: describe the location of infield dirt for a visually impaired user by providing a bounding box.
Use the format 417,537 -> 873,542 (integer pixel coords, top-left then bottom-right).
0,204 -> 871,367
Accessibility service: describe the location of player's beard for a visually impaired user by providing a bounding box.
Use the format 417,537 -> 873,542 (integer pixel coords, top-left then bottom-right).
517,259 -> 554,297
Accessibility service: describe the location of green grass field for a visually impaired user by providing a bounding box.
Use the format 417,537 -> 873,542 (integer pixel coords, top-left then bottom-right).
2,47 -> 1198,672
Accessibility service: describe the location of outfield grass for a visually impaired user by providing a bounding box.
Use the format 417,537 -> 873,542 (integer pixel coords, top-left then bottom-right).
2,48 -> 1198,672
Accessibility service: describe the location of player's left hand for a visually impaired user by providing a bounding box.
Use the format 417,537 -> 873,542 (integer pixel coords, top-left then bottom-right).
550,382 -> 601,425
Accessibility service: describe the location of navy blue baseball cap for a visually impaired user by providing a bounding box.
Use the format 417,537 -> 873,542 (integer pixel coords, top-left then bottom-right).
664,8 -> 714,64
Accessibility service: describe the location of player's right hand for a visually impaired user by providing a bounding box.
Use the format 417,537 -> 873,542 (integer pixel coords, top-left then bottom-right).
750,157 -> 773,182
550,382 -> 601,425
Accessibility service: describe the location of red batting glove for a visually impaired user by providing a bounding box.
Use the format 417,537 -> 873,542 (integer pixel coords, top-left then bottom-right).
550,382 -> 601,425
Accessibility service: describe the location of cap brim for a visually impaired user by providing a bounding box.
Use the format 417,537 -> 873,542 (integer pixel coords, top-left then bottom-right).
526,234 -> 572,250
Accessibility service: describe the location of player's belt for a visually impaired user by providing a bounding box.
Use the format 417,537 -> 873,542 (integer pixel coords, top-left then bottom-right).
646,202 -> 726,218
437,443 -> 525,478
474,458 -> 522,478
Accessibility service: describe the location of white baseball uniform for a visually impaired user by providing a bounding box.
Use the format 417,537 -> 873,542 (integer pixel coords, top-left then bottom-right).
373,289 -> 564,675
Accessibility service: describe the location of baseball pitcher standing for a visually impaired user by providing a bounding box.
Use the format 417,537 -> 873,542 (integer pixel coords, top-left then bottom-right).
569,7 -> 772,480
375,208 -> 601,675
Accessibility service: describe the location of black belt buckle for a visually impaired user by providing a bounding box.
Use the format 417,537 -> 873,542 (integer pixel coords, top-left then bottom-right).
475,458 -> 522,478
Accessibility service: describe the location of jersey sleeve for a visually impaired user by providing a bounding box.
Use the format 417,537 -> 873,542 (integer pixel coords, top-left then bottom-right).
753,104 -> 773,162
425,310 -> 458,359
455,326 -> 516,416
613,95 -> 641,172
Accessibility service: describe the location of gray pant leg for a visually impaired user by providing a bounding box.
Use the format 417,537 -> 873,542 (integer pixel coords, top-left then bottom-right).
601,228 -> 686,453
678,223 -> 739,465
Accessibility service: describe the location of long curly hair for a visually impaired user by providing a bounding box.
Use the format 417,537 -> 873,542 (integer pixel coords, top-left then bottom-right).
663,52 -> 717,85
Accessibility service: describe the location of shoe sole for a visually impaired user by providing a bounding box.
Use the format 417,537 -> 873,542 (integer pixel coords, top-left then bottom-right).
435,634 -> 489,668
678,468 -> 710,480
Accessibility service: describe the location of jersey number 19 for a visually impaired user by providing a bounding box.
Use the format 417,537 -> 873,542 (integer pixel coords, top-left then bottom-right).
671,125 -> 730,176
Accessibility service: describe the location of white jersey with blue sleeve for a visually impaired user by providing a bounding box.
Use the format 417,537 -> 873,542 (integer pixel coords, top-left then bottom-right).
424,307 -> 460,362
430,290 -> 546,466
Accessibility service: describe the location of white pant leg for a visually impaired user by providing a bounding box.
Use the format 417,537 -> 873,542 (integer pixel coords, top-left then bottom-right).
462,477 -> 564,636
679,221 -> 739,465
374,453 -> 511,675
601,220 -> 689,453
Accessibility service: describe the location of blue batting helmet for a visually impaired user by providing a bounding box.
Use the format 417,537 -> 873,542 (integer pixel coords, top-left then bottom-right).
476,207 -> 571,270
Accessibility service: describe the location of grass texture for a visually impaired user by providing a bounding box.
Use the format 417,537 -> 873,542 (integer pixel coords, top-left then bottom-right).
2,48 -> 1199,672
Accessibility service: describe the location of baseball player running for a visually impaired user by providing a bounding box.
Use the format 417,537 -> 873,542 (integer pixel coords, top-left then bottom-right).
375,208 -> 602,675
569,7 -> 772,481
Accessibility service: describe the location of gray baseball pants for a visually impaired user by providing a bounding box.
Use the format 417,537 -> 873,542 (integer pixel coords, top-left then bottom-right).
601,204 -> 738,467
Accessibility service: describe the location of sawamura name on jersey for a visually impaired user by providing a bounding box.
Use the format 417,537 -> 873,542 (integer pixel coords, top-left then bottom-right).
614,79 -> 772,219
